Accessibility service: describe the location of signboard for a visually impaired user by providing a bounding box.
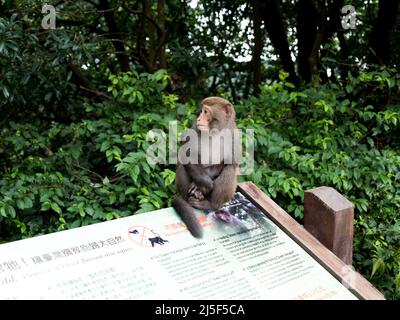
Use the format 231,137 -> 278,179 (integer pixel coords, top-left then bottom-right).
0,192 -> 357,300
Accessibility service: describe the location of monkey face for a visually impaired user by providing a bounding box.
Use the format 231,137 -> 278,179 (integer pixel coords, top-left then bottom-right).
196,105 -> 213,130
196,99 -> 235,131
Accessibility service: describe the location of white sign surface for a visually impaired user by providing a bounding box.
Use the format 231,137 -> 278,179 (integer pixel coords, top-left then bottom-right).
0,192 -> 357,300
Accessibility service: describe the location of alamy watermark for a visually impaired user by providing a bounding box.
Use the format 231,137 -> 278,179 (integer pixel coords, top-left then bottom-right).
340,265 -> 358,290
341,5 -> 357,30
39,4 -> 357,32
41,4 -> 56,30
145,121 -> 255,175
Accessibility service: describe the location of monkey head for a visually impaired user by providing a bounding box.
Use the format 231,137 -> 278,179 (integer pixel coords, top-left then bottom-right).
196,97 -> 236,131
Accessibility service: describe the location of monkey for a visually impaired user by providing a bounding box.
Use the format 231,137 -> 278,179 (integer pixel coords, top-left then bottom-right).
172,97 -> 241,238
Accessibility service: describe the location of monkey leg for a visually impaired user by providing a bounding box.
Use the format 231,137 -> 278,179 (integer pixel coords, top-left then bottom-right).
209,164 -> 237,208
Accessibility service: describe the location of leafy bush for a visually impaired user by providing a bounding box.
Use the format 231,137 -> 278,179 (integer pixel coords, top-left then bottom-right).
0,71 -> 181,240
0,13 -> 94,120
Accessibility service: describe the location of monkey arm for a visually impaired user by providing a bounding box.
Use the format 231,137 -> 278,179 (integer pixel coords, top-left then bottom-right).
185,163 -> 214,191
185,163 -> 225,199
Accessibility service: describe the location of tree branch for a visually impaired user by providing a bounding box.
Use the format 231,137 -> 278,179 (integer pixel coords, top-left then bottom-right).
98,0 -> 130,72
122,2 -> 163,34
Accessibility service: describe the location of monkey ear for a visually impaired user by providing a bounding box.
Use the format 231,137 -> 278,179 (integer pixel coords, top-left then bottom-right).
223,104 -> 234,118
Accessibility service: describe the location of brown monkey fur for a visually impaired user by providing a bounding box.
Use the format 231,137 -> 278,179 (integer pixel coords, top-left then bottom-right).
172,97 -> 241,238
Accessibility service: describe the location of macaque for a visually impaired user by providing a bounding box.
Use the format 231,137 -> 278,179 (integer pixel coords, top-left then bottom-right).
172,97 -> 241,238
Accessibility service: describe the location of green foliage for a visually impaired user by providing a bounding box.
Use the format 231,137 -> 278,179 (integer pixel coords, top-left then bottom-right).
108,70 -> 170,105
0,71 -> 179,240
0,11 -> 97,123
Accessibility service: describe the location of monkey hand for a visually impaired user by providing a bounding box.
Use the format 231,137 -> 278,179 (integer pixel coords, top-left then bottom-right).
188,183 -> 205,200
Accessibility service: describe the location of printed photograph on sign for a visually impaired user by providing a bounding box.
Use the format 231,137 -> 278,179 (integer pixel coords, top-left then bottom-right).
128,226 -> 169,248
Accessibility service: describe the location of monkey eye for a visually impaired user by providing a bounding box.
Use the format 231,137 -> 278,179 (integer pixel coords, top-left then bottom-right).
203,109 -> 208,114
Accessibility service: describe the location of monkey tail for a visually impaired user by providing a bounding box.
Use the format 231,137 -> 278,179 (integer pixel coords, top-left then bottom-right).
172,196 -> 203,238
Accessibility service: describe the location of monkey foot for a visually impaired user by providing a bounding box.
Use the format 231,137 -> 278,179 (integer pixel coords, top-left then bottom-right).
188,199 -> 214,211
188,184 -> 205,200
